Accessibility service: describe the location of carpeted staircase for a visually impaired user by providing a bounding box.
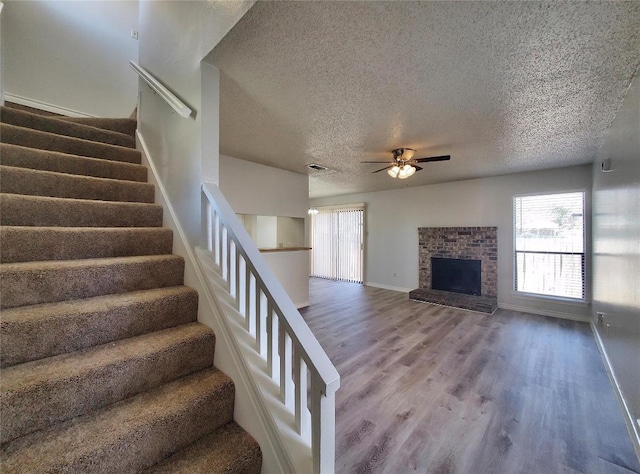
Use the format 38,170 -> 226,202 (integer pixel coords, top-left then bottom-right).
0,104 -> 262,473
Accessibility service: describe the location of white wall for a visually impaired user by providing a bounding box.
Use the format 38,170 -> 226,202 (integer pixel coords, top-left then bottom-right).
312,165 -> 593,320
220,154 -> 309,218
2,0 -> 138,117
592,71 -> 640,444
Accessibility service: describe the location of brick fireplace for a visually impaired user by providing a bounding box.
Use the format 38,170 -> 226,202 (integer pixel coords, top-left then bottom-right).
409,226 -> 498,313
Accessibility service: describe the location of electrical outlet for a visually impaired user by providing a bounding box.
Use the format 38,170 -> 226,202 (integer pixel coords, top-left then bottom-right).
597,312 -> 605,327
130,28 -> 139,40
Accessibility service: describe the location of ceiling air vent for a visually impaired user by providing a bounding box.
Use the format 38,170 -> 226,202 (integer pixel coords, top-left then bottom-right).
307,163 -> 328,171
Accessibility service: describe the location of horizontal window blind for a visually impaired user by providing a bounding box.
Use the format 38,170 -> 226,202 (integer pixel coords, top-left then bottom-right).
514,192 -> 585,299
311,204 -> 364,283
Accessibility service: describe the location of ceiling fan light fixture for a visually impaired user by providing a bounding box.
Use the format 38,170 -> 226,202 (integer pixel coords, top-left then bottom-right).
388,165 -> 400,178
398,165 -> 411,179
405,164 -> 416,177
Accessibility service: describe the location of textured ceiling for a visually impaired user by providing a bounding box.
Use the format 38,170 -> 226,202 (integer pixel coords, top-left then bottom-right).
207,1 -> 640,198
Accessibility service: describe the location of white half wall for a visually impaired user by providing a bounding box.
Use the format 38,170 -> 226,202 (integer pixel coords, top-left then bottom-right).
2,0 -> 138,117
311,165 -> 593,320
220,154 -> 309,218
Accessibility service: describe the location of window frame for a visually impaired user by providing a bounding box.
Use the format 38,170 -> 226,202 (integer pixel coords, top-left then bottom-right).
513,190 -> 588,303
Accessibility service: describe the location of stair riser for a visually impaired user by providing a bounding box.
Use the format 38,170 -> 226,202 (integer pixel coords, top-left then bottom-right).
0,370 -> 235,474
0,107 -> 135,148
1,124 -> 141,163
0,194 -> 163,227
0,257 -> 185,309
0,143 -> 147,182
0,227 -> 172,263
146,422 -> 262,474
0,166 -> 155,203
1,288 -> 199,367
1,330 -> 215,444
58,116 -> 137,138
0,227 -> 173,263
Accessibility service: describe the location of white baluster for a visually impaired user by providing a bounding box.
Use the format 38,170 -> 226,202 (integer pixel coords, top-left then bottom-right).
294,354 -> 310,438
311,373 -> 336,474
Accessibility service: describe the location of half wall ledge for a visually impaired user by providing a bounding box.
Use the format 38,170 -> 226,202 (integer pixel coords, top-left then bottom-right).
409,288 -> 498,314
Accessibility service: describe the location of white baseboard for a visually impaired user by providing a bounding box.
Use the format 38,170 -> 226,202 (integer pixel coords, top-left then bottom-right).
136,131 -> 294,474
364,281 -> 411,293
498,302 -> 591,322
3,93 -> 96,118
591,322 -> 640,460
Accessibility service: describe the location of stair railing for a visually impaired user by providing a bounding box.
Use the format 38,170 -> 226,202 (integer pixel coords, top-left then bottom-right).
201,183 -> 340,474
129,61 -> 192,118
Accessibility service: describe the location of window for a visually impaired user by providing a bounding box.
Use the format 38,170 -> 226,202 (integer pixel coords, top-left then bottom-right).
514,192 -> 585,300
311,204 -> 364,283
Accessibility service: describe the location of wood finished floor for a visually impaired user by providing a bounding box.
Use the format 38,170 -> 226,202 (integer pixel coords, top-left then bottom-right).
300,278 -> 640,474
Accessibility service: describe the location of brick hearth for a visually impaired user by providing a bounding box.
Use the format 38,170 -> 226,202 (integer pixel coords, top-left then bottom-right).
410,226 -> 498,313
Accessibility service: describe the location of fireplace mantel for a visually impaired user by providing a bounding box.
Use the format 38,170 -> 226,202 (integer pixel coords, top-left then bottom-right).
410,226 -> 498,313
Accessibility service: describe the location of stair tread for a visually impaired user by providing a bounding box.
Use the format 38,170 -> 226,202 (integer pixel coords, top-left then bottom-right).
1,123 -> 141,164
1,286 -> 199,367
1,106 -> 135,148
0,165 -> 155,203
0,368 -> 235,473
0,143 -> 147,182
1,322 -> 215,443
146,422 -> 261,474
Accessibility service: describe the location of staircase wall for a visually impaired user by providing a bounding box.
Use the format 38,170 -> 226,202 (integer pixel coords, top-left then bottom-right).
1,0 -> 138,117
137,0 -> 254,248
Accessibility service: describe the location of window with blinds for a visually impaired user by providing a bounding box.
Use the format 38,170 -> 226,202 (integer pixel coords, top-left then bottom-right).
311,205 -> 364,283
514,192 -> 585,300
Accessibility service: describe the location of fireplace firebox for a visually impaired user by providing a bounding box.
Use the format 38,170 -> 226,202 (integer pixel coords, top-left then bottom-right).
431,258 -> 481,296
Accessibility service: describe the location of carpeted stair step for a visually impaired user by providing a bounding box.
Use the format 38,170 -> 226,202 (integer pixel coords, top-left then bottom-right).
0,254 -> 185,309
0,165 -> 155,203
1,123 -> 141,163
0,143 -> 147,182
0,194 -> 163,227
1,106 -> 135,148
146,421 -> 262,473
1,322 -> 215,444
0,367 -> 235,473
58,116 -> 138,139
0,226 -> 173,263
1,286 -> 199,367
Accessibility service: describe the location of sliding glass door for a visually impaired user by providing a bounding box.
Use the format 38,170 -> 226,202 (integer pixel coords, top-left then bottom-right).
311,204 -> 364,283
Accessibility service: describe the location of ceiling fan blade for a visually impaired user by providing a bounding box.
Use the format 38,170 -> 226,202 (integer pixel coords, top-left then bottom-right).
372,165 -> 393,173
413,165 -> 424,171
414,155 -> 451,163
361,160 -> 394,164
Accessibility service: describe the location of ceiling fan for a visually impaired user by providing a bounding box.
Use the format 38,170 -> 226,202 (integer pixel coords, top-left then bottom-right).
362,148 -> 450,179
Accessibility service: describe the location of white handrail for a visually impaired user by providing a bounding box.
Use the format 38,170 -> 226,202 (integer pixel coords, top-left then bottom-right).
129,61 -> 192,118
201,183 -> 340,474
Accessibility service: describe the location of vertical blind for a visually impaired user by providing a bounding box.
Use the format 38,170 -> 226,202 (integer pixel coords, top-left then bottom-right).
311,204 -> 364,283
514,192 -> 585,299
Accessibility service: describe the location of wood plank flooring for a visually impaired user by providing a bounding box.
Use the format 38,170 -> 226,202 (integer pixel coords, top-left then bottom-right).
300,278 -> 640,474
